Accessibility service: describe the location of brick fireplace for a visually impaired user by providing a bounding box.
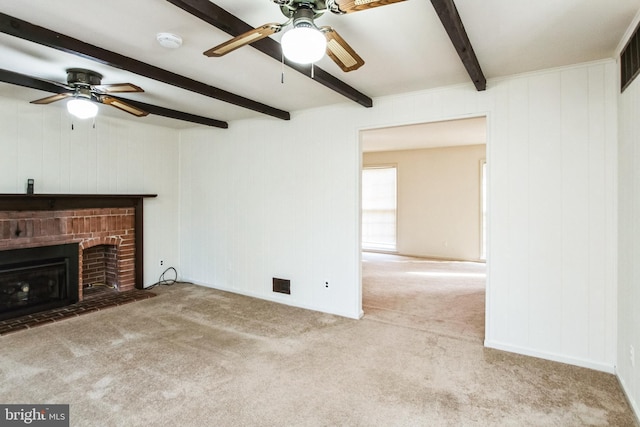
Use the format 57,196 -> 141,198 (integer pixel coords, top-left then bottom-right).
0,194 -> 155,319
1,207 -> 136,298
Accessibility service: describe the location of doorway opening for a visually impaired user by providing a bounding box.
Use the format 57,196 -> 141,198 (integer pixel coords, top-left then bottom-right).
359,116 -> 488,341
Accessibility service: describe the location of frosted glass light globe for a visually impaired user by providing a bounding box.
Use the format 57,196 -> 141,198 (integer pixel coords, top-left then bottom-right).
281,27 -> 327,64
67,98 -> 98,119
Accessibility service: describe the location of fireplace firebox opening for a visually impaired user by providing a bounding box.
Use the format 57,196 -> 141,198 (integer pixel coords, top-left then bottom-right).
0,243 -> 79,321
82,244 -> 118,290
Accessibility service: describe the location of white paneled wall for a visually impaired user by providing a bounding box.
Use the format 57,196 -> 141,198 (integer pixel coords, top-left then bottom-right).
179,115 -> 363,318
618,64 -> 640,417
487,62 -> 618,372
179,59 -> 618,372
0,98 -> 181,286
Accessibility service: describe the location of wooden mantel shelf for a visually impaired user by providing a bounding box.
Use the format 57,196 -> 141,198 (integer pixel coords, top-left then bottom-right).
0,194 -> 157,211
0,193 -> 158,289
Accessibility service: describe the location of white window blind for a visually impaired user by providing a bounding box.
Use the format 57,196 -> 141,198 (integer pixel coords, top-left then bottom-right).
362,166 -> 397,251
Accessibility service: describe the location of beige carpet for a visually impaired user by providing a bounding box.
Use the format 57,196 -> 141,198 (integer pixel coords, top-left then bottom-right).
362,252 -> 486,342
0,253 -> 636,426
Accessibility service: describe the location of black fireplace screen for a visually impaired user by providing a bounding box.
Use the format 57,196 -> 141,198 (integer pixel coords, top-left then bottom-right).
0,244 -> 79,321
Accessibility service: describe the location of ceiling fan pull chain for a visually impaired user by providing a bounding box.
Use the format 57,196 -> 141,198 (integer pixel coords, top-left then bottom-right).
281,51 -> 285,84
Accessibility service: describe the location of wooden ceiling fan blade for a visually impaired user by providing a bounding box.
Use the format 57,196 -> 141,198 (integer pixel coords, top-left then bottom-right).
94,83 -> 144,93
332,0 -> 407,14
30,93 -> 71,104
101,96 -> 149,117
322,27 -> 365,72
203,23 -> 282,57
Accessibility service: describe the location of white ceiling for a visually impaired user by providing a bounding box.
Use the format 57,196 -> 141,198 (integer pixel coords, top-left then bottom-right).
361,116 -> 486,152
0,0 -> 639,130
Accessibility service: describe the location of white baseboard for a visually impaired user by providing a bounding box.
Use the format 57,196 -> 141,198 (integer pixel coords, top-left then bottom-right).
484,340 -> 615,374
182,278 -> 362,320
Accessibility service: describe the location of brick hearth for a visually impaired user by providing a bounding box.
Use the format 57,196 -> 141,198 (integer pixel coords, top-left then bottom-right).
0,287 -> 155,336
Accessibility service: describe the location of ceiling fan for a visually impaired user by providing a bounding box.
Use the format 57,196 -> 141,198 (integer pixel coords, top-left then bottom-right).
30,68 -> 149,119
204,0 -> 407,72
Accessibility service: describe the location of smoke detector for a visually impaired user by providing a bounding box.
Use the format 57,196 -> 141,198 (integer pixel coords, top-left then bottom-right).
156,32 -> 183,49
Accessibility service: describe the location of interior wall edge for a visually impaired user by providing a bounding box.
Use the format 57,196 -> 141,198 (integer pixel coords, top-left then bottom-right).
616,375 -> 640,426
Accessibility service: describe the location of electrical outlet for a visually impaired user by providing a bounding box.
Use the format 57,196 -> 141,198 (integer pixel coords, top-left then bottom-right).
159,259 -> 164,267
630,345 -> 635,368
324,280 -> 329,289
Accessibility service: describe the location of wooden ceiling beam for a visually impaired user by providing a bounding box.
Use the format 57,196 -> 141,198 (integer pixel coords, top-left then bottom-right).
0,68 -> 229,128
0,69 -> 66,95
114,98 -> 228,128
165,0 -> 373,108
0,12 -> 289,120
430,0 -> 486,91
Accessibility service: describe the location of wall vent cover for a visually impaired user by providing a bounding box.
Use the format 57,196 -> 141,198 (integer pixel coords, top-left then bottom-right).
272,277 -> 291,295
621,22 -> 640,92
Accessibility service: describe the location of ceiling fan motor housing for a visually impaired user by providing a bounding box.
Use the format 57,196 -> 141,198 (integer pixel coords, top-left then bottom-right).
66,68 -> 103,87
293,7 -> 319,29
278,0 -> 326,21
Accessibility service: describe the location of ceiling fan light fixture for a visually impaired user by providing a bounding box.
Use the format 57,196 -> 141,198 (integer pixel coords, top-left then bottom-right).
281,26 -> 327,64
67,98 -> 98,119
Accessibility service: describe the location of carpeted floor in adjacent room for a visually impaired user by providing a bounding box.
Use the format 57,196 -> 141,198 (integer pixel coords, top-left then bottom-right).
0,252 -> 636,426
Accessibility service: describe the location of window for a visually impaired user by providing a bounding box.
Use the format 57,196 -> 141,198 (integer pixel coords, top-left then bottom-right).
362,166 -> 397,251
